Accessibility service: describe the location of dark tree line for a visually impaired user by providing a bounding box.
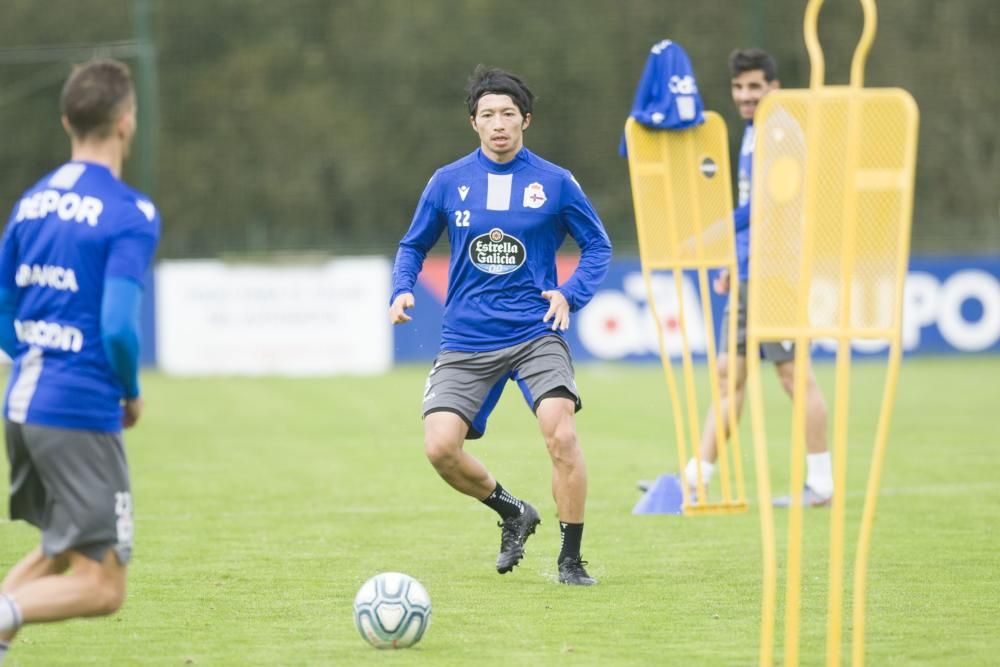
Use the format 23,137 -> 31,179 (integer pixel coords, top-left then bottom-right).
1,0 -> 997,258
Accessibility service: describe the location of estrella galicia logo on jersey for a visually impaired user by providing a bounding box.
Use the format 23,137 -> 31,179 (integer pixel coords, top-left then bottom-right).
523,182 -> 546,209
469,228 -> 526,275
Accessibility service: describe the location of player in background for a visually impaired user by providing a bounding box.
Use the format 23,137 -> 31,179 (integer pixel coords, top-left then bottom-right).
0,59 -> 160,662
687,49 -> 833,507
389,66 -> 612,585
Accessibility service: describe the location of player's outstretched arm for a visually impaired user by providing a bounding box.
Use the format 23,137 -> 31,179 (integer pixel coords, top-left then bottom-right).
389,292 -> 415,324
541,290 -> 570,331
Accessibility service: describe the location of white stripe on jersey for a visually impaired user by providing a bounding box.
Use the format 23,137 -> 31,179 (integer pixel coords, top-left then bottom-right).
7,347 -> 44,424
486,173 -> 512,211
47,163 -> 86,190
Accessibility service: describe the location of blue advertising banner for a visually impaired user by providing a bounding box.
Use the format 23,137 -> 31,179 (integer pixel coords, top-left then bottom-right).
392,256 -> 1000,363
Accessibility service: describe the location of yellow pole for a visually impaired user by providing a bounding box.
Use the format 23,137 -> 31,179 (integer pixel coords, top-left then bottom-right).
851,340 -> 900,667
784,338 -> 809,667
850,0 -> 878,89
673,264 -> 705,503
826,108 -> 861,663
728,277 -> 747,506
748,335 -> 776,667
643,265 -> 691,502
804,0 -> 826,90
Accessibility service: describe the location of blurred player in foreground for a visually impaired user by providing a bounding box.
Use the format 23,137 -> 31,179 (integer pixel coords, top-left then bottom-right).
389,66 -> 611,585
0,59 -> 160,661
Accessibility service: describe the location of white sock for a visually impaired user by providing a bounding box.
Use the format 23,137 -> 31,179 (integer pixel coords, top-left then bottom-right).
806,452 -> 834,498
685,457 -> 715,488
0,639 -> 9,664
0,594 -> 22,634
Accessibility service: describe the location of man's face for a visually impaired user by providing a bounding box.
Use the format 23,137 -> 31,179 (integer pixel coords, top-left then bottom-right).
470,93 -> 530,162
731,69 -> 779,120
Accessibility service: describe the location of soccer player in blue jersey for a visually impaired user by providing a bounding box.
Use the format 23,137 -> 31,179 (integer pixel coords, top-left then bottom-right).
0,59 -> 160,660
686,49 -> 833,507
389,66 -> 612,585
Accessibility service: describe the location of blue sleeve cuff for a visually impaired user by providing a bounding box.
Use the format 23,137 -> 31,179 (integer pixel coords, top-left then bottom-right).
101,277 -> 143,398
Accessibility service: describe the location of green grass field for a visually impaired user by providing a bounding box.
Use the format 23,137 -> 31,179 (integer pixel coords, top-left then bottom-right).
1,356 -> 998,665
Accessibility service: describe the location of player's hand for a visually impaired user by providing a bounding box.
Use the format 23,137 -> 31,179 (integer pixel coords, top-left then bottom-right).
541,290 -> 570,331
122,397 -> 144,429
389,293 -> 415,324
713,270 -> 731,295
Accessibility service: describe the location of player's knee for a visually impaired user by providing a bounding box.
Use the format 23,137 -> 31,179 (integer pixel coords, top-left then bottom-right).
716,357 -> 745,396
83,569 -> 126,616
424,436 -> 460,470
96,581 -> 125,616
97,588 -> 125,616
544,422 -> 579,464
775,365 -> 796,395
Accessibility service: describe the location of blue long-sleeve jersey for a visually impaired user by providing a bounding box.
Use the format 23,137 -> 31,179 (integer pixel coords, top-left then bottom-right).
0,161 -> 160,432
392,148 -> 612,352
734,122 -> 754,281
619,39 -> 705,156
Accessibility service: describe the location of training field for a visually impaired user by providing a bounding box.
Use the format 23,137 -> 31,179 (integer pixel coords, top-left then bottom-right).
1,356 -> 997,665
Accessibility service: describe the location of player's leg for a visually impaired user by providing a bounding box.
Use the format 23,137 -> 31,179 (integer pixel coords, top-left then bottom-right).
423,410 -> 493,499
773,357 -> 833,505
513,335 -> 595,585
2,548 -> 70,595
535,397 -> 595,585
691,352 -> 748,490
0,423 -> 135,647
1,548 -> 125,631
535,395 -> 586,524
688,282 -> 750,492
0,548 -> 70,646
420,350 -> 538,573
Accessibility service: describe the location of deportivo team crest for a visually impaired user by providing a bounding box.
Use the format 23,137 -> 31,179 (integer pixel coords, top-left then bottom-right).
469,228 -> 526,275
523,182 -> 546,208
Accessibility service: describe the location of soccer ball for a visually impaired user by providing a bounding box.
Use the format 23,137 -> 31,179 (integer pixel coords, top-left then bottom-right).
353,572 -> 431,649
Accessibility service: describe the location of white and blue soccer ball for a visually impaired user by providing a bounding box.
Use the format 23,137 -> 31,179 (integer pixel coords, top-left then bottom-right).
353,572 -> 431,649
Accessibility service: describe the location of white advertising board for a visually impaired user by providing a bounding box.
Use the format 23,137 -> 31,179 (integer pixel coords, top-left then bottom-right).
156,258 -> 391,375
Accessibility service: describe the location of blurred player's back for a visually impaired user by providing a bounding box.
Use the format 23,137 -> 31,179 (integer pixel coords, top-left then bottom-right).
3,160 -> 159,431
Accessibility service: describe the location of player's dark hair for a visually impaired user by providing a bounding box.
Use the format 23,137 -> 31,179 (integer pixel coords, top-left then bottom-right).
728,48 -> 778,81
60,59 -> 135,139
466,65 -> 534,117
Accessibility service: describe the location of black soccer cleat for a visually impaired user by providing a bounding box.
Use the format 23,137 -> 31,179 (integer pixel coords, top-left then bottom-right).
558,556 -> 597,586
495,502 -> 541,574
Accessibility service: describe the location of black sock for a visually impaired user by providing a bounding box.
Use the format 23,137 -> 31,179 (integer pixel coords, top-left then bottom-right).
481,482 -> 524,520
558,522 -> 584,563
